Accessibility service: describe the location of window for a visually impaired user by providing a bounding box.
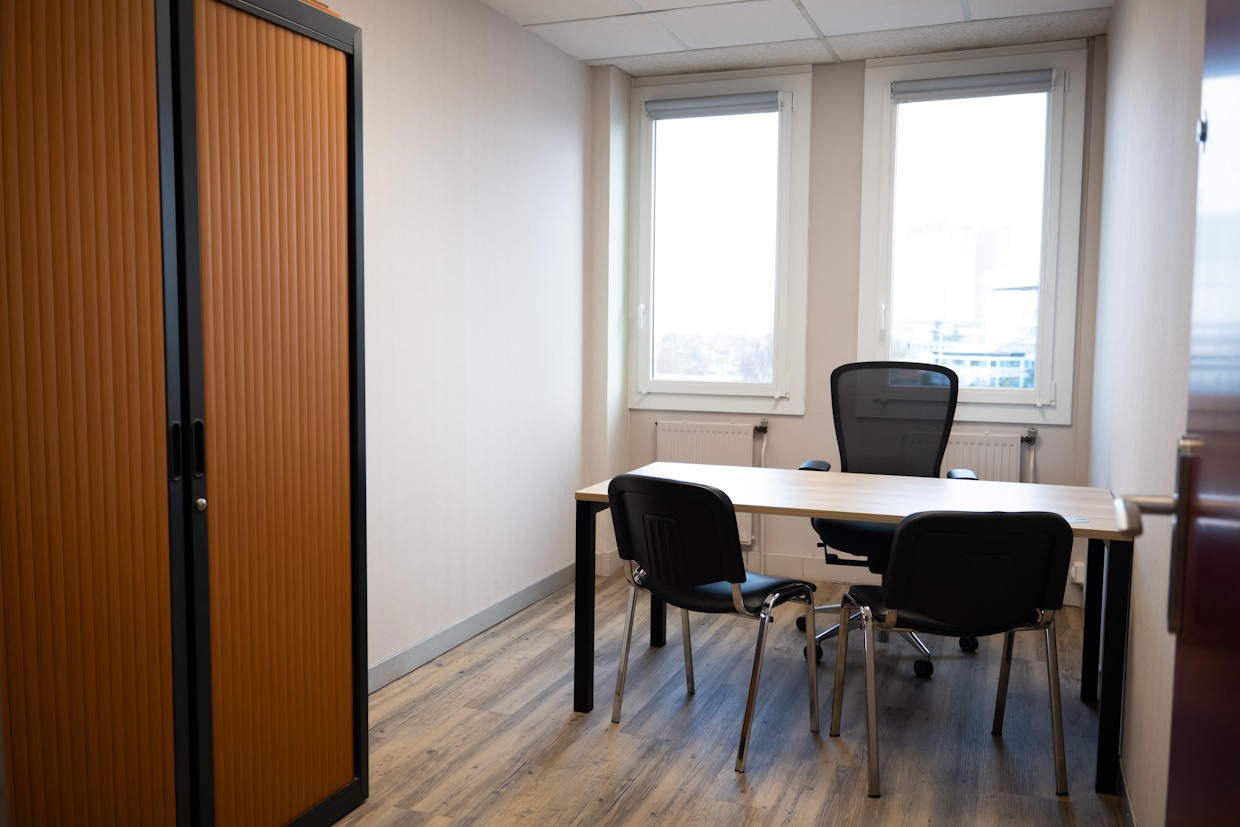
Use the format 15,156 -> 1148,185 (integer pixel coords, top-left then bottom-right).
631,70 -> 811,415
858,47 -> 1088,425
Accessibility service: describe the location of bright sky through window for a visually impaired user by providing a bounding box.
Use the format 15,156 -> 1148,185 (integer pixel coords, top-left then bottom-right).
890,92 -> 1048,389
651,111 -> 779,383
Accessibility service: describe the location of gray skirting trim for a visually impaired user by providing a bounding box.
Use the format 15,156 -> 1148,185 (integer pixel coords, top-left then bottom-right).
367,564 -> 576,694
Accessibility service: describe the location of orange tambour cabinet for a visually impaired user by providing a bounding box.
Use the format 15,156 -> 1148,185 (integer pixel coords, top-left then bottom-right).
0,1 -> 367,824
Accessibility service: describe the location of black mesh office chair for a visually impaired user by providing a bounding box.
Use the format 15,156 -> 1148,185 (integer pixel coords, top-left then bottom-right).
608,474 -> 820,773
797,362 -> 977,668
829,510 -> 1074,798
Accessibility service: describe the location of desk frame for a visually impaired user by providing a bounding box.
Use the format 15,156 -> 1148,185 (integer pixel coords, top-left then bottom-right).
574,466 -> 1132,796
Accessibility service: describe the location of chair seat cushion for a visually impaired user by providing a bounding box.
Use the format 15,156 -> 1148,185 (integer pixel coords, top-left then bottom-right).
848,584 -> 1039,638
644,573 -> 816,615
811,519 -> 896,573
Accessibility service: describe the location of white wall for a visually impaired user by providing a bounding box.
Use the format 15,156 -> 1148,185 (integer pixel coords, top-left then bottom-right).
329,0 -> 590,670
1091,0 -> 1205,822
626,48 -> 1108,604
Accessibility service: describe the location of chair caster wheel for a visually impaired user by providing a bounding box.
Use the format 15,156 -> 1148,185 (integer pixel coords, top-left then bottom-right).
803,644 -> 824,661
914,659 -> 933,678
959,636 -> 979,653
796,615 -> 807,632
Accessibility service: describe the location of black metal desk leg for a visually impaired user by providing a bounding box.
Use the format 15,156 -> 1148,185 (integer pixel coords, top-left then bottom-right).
1081,538 -> 1105,702
650,596 -> 667,647
575,501 -> 605,713
1095,539 -> 1134,795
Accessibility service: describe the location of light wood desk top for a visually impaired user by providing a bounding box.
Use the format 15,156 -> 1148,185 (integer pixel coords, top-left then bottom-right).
576,461 -> 1124,542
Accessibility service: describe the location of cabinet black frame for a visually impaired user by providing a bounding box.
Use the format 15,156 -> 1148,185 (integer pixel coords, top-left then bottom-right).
157,1 -> 367,824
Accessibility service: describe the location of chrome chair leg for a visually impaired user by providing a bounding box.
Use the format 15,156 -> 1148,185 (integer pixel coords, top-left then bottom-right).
860,606 -> 881,797
901,631 -> 931,657
802,593 -> 820,734
735,605 -> 775,773
1046,620 -> 1068,795
829,599 -> 850,736
681,608 -> 695,695
612,583 -> 639,724
992,630 -> 1016,735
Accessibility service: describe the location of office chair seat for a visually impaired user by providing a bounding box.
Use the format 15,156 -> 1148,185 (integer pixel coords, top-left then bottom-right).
643,572 -> 817,615
830,510 -> 1074,799
809,519 -> 895,573
608,473 -> 821,774
797,361 -> 977,665
847,584 -> 1039,639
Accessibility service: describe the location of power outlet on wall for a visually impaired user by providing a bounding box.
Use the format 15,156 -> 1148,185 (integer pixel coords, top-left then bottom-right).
1070,561 -> 1087,586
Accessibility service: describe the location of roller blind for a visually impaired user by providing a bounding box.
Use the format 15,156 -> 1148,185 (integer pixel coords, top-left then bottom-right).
891,69 -> 1054,103
645,91 -> 780,120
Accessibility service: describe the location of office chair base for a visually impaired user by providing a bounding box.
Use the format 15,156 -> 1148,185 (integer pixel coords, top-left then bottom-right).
913,659 -> 933,678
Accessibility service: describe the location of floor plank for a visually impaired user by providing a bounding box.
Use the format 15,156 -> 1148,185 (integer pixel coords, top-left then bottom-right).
341,575 -> 1125,827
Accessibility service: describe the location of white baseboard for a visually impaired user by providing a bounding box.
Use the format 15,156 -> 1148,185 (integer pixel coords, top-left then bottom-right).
367,564 -> 576,694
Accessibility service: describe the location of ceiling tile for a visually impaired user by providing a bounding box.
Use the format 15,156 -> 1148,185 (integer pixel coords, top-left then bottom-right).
528,15 -> 687,60
652,0 -> 816,50
478,0 -> 639,27
800,0 -> 963,37
634,0 -> 749,10
825,7 -> 1111,61
968,0 -> 1114,22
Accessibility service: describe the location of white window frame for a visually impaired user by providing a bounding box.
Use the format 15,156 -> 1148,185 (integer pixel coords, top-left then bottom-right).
629,67 -> 811,415
857,44 -> 1088,425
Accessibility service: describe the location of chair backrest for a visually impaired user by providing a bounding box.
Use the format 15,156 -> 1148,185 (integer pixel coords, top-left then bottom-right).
608,474 -> 747,588
831,361 -> 958,477
884,511 -> 1074,632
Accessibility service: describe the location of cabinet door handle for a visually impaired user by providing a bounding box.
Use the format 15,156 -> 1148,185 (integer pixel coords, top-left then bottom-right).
169,422 -> 183,481
192,419 -> 207,478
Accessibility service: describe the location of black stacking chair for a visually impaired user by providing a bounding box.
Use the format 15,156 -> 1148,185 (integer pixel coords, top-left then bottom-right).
797,361 -> 977,670
608,473 -> 820,773
829,510 -> 1074,798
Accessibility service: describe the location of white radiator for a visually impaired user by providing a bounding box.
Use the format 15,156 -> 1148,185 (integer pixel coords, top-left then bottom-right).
656,421 -> 755,543
941,432 -> 1022,482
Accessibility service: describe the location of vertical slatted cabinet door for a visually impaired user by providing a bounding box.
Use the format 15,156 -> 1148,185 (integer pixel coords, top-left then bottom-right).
0,0 -> 176,824
192,0 -> 358,823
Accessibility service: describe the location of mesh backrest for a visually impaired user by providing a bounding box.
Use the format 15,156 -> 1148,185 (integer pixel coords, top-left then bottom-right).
884,511 -> 1074,630
831,362 -> 958,477
608,474 -> 747,588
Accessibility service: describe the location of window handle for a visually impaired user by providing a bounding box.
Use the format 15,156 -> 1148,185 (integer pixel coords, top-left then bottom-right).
879,302 -> 886,333
639,303 -> 646,330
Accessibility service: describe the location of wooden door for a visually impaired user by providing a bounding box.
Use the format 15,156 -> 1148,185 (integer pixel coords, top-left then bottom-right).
1165,0 -> 1240,821
186,0 -> 365,823
0,0 -> 177,823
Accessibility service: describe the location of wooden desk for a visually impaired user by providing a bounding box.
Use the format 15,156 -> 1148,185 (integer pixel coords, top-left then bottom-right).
574,462 -> 1133,795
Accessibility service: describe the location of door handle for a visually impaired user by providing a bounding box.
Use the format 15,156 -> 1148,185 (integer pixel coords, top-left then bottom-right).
1113,435 -> 1200,634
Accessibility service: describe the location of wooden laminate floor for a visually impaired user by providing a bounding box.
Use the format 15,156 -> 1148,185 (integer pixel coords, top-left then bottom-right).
344,574 -> 1126,826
